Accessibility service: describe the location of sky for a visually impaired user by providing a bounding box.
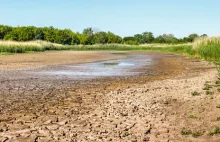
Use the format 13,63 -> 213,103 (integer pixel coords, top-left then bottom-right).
0,0 -> 220,38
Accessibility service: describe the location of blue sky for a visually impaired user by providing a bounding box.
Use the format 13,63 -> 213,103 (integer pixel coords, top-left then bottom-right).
1,0 -> 219,37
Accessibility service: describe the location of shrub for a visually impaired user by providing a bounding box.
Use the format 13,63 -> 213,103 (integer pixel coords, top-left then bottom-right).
192,132 -> 201,138
181,128 -> 192,135
189,114 -> 197,119
209,127 -> 220,136
191,91 -> 200,96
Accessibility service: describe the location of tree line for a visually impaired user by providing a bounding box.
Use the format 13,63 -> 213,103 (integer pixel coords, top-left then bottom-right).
0,25 -> 207,45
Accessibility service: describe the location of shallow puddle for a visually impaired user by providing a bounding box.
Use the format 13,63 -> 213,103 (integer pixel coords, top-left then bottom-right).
39,54 -> 155,79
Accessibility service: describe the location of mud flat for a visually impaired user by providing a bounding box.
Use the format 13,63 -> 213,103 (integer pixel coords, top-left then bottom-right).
0,51 -> 219,142
0,51 -> 125,70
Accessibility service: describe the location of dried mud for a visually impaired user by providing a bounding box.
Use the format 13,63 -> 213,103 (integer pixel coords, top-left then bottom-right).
0,51 -> 219,142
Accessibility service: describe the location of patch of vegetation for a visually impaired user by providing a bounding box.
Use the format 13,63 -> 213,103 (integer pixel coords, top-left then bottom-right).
205,81 -> 211,84
189,114 -> 197,119
181,128 -> 201,138
215,61 -> 220,77
216,117 -> 220,121
216,80 -> 220,85
192,132 -> 201,138
210,96 -> 214,99
217,88 -> 220,92
181,128 -> 192,135
203,84 -> 213,90
103,62 -> 119,66
191,91 -> 200,96
209,127 -> 220,136
195,37 -> 220,61
216,104 -> 220,108
122,131 -> 130,137
206,91 -> 214,95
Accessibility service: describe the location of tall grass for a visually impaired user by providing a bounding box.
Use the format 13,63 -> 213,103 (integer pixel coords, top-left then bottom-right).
193,37 -> 220,60
0,40 -> 193,53
0,40 -> 70,53
0,38 -> 219,62
193,36 -> 220,77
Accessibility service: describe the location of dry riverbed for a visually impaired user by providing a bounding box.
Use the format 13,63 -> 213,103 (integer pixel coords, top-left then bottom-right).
0,51 -> 219,142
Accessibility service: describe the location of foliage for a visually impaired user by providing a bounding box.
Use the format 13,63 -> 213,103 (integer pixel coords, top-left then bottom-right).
188,34 -> 199,42
154,34 -> 178,44
94,32 -> 108,44
188,114 -> 197,119
83,27 -> 94,37
192,132 -> 201,138
0,25 -> 208,46
134,32 -> 154,44
193,36 -> 220,60
181,128 -> 192,135
0,25 -> 12,39
206,91 -> 214,95
191,91 -> 200,96
216,104 -> 220,108
209,127 -> 220,136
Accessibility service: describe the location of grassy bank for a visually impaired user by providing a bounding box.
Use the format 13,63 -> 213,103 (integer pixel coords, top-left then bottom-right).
193,37 -> 220,60
0,40 -> 193,53
0,38 -> 219,62
0,40 -> 72,54
193,37 -> 220,76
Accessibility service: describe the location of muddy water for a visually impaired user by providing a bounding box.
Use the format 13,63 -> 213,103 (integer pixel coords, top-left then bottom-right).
30,54 -> 155,79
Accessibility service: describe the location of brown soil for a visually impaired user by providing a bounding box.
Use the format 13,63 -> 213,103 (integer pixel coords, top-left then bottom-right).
0,51 -> 219,142
0,51 -> 124,70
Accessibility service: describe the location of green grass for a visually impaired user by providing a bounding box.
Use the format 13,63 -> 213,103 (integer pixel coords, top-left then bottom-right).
189,114 -> 197,119
181,128 -> 201,138
216,80 -> 220,85
215,61 -> 220,77
209,127 -> 220,136
191,91 -> 200,96
0,40 -> 194,54
0,37 -> 219,62
206,91 -> 214,95
192,132 -> 201,138
216,104 -> 220,108
181,128 -> 192,135
203,84 -> 213,90
216,117 -> 220,121
194,37 -> 220,61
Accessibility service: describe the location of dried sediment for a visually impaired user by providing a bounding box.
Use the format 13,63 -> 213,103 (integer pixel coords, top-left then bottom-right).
0,52 -> 219,142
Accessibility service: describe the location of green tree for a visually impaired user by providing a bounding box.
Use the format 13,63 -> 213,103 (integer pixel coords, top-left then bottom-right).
142,32 -> 154,43
54,29 -> 73,45
83,27 -> 94,37
94,32 -> 108,44
200,34 -> 208,38
71,33 -> 80,45
0,25 -> 12,39
188,33 -> 199,42
154,34 -> 178,43
43,26 -> 56,43
107,32 -> 122,44
123,36 -> 138,45
35,28 -> 45,40
134,34 -> 144,44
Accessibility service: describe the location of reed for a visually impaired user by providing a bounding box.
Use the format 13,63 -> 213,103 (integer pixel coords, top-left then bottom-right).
193,36 -> 220,60
0,40 -> 70,53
